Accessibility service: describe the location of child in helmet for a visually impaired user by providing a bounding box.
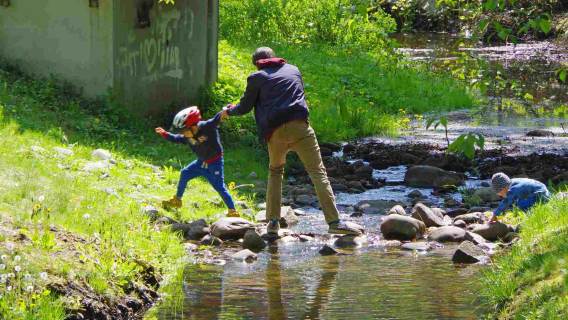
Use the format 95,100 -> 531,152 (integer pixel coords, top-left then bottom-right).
489,172 -> 551,222
155,106 -> 239,217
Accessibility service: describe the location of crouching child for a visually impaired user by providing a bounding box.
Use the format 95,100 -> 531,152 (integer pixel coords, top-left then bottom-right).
490,172 -> 551,222
155,106 -> 239,217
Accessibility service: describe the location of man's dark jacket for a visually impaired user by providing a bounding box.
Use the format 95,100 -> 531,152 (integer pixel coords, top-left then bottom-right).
227,59 -> 309,142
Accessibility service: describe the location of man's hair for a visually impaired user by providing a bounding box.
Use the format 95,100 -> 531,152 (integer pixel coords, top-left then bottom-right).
252,47 -> 275,65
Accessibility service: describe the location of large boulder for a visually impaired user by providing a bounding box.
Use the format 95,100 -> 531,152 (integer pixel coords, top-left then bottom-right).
380,214 -> 426,241
242,230 -> 266,252
170,219 -> 209,240
452,241 -> 487,264
469,222 -> 510,242
210,217 -> 255,240
473,187 -> 501,203
404,165 -> 464,188
411,203 -> 446,227
429,226 -> 466,242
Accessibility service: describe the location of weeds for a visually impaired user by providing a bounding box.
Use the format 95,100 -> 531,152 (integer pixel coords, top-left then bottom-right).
481,196 -> 568,319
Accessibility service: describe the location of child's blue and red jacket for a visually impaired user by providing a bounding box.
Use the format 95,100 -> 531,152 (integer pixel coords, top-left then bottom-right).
494,178 -> 551,216
160,112 -> 224,164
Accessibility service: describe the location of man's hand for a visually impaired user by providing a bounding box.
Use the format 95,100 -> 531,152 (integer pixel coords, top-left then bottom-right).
155,127 -> 167,137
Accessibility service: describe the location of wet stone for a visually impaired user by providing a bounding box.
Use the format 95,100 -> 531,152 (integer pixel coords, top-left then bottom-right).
334,235 -> 367,248
401,242 -> 431,251
452,241 -> 487,264
298,235 -> 314,242
470,222 -> 511,242
319,244 -> 339,256
429,226 -> 466,243
388,205 -> 407,216
242,230 -> 266,252
232,249 -> 258,263
201,234 -> 223,246
464,231 -> 487,245
526,129 -> 555,137
380,214 -> 426,241
446,208 -> 469,218
454,212 -> 484,225
411,203 -> 446,227
453,220 -> 467,228
408,190 -> 424,199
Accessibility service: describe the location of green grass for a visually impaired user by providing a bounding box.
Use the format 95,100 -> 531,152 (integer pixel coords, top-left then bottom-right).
210,41 -> 476,142
0,66 -> 265,319
481,196 -> 568,320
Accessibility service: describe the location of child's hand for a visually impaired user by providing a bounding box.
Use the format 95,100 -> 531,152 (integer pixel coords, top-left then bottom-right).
155,127 -> 167,137
220,109 -> 230,121
489,214 -> 499,224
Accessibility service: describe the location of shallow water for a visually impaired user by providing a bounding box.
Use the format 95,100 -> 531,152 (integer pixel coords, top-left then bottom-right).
157,210 -> 487,320
393,32 -> 568,103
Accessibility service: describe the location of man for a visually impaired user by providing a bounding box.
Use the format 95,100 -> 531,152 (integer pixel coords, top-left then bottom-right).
223,47 -> 364,237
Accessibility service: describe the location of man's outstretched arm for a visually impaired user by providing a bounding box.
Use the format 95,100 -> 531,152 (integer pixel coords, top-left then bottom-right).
227,74 -> 259,116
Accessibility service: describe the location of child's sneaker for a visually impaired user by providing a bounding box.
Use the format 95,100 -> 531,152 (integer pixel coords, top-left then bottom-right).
328,221 -> 364,236
227,209 -> 240,217
162,196 -> 182,210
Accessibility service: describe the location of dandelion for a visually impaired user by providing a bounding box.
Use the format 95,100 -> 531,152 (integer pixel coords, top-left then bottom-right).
24,273 -> 32,281
83,213 -> 91,220
14,265 -> 21,273
38,195 -> 45,202
0,275 -> 6,284
7,273 -> 15,278
0,264 -> 5,270
0,255 -> 7,261
25,285 -> 34,292
39,272 -> 48,280
6,286 -> 12,291
14,255 -> 21,262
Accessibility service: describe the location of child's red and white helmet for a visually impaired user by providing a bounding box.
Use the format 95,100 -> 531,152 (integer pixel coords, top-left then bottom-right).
173,106 -> 201,129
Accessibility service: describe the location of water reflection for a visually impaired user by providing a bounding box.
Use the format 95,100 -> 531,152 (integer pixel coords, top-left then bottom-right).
157,239 -> 487,320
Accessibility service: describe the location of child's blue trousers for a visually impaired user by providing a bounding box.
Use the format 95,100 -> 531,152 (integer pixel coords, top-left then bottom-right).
176,158 -> 235,210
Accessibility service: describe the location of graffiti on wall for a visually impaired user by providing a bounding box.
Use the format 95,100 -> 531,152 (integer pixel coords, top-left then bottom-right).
118,6 -> 194,82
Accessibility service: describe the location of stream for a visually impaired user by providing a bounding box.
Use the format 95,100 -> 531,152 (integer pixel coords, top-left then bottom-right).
154,34 -> 567,319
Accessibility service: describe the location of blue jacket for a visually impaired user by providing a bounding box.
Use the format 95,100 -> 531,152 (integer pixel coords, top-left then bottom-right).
227,60 -> 309,142
162,112 -> 224,163
494,178 -> 551,216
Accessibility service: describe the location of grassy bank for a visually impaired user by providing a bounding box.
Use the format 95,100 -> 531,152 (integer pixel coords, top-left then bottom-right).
481,196 -> 568,319
0,67 -> 263,319
209,41 -> 476,142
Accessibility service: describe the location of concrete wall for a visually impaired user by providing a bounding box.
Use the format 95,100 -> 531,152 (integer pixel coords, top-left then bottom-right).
0,0 -> 218,114
113,0 -> 217,114
0,0 -> 114,97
